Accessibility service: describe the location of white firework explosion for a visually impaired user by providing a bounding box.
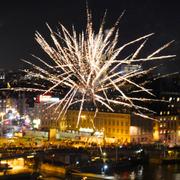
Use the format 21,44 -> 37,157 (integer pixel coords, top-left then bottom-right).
15,9 -> 176,127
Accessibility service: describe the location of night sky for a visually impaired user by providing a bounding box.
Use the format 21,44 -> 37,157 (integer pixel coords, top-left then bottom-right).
0,0 -> 179,73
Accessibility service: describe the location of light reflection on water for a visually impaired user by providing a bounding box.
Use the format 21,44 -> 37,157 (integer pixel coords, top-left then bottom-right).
40,164 -> 180,180
6,163 -> 179,180
77,164 -> 179,180
112,164 -> 180,180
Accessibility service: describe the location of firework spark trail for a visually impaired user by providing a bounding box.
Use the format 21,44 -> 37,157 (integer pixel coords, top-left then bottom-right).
4,9 -> 175,128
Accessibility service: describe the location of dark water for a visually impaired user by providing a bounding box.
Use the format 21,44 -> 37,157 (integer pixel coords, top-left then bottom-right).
113,164 -> 180,180
40,164 -> 180,180
1,164 -> 180,180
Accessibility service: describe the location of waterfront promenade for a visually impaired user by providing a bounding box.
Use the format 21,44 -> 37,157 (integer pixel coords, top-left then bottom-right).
0,137 -> 179,179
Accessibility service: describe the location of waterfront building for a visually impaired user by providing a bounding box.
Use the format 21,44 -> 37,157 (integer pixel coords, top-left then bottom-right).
36,102 -> 62,131
157,92 -> 180,145
130,114 -> 155,144
150,74 -> 180,145
66,110 -> 130,143
39,105 -> 130,143
34,94 -> 66,132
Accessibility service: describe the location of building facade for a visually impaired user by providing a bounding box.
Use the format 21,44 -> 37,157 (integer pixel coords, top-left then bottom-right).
61,110 -> 130,143
157,92 -> 180,145
130,114 -> 155,144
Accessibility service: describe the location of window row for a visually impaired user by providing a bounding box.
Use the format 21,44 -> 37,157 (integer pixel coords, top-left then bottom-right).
159,116 -> 177,121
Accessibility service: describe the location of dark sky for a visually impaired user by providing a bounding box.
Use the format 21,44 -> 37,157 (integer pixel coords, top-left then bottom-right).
0,0 -> 179,72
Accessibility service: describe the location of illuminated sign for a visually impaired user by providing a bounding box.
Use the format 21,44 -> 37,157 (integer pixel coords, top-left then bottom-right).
79,128 -> 94,133
3,120 -> 10,125
36,95 -> 60,103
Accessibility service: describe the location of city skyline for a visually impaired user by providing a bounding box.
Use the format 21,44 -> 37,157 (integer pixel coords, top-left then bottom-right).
0,2 -> 179,179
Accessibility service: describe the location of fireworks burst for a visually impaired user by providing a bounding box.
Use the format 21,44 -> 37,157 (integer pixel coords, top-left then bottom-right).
20,9 -> 175,127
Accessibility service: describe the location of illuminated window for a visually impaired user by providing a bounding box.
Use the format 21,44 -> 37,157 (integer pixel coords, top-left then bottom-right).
160,118 -> 162,121
174,117 -> 177,120
160,124 -> 162,127
167,111 -> 170,115
177,97 -> 180,102
171,117 -> 173,120
169,97 -> 172,101
160,111 -> 162,115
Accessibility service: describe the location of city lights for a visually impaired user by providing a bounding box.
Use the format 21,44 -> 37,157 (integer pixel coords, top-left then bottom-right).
0,1 -> 179,179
